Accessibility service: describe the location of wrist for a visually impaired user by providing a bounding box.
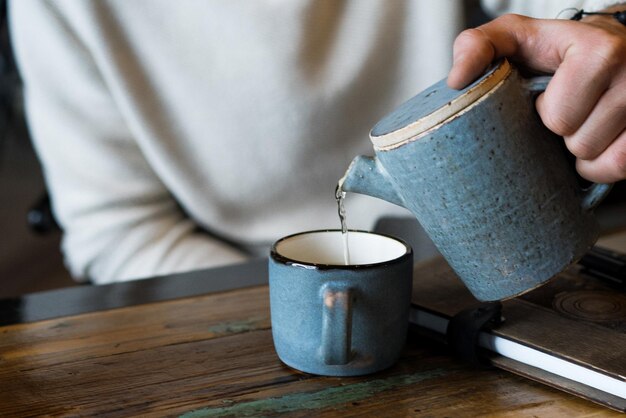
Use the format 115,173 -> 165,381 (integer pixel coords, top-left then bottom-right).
597,2 -> 626,12
580,3 -> 626,28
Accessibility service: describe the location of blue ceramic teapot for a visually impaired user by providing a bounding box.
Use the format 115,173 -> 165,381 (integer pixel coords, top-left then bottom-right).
339,59 -> 612,301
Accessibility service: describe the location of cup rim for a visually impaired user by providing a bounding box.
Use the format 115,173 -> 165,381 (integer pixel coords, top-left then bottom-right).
270,229 -> 413,270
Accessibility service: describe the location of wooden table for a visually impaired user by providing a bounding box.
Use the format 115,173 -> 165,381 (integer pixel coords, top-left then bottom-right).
1,233 -> 625,417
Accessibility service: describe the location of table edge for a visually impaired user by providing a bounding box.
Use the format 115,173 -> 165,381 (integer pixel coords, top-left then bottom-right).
0,257 -> 269,326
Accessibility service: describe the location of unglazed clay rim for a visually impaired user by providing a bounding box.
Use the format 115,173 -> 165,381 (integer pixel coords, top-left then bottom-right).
370,59 -> 512,150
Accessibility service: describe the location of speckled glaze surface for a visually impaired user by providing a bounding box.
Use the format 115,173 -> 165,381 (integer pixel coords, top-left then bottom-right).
341,62 -> 611,301
269,230 -> 413,376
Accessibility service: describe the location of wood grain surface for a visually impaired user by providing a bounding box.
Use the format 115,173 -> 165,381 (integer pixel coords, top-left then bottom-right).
412,255 -> 626,412
0,282 -> 621,417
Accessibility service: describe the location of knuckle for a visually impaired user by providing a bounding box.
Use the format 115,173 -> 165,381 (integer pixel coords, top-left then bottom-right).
496,13 -> 528,26
455,28 -> 485,46
541,109 -> 578,136
601,32 -> 626,54
454,28 -> 494,57
565,136 -> 599,160
606,33 -> 626,54
590,33 -> 626,72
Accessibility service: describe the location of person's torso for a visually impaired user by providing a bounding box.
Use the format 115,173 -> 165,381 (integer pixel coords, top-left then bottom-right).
70,0 -> 464,243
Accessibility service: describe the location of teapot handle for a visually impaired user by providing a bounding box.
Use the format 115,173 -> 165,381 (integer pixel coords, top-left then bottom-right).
522,76 -> 613,212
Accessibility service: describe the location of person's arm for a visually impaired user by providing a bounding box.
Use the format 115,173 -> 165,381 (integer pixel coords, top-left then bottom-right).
9,0 -> 248,284
449,2 -> 626,183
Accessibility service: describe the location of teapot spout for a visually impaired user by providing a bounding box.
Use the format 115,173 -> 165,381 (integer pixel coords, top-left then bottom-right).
338,155 -> 405,208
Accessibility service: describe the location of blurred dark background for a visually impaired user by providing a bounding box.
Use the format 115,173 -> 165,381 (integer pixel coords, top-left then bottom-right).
0,0 -> 74,298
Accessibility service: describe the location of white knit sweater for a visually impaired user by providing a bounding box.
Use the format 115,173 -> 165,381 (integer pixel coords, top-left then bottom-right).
10,0 -> 605,283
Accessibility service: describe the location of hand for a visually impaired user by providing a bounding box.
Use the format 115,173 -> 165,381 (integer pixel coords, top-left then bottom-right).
448,10 -> 626,183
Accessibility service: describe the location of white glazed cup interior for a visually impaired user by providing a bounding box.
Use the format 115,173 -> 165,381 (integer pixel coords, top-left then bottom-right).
273,230 -> 410,266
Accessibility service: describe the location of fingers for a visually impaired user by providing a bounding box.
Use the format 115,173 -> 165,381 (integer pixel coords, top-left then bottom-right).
565,76 -> 626,183
533,29 -> 626,182
576,131 -> 626,183
534,27 -> 625,135
545,83 -> 626,160
448,13 -> 626,181
534,54 -> 611,137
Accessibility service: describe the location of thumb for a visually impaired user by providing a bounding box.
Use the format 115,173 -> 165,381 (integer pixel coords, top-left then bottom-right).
448,14 -> 569,89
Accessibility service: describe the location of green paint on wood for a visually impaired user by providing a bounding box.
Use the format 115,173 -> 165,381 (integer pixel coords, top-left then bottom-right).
180,368 -> 448,417
206,316 -> 268,336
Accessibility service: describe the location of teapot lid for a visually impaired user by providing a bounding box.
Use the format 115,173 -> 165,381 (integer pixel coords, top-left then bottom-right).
370,59 -> 511,150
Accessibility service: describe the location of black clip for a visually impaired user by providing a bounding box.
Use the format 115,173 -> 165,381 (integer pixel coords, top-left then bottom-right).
446,301 -> 503,366
570,9 -> 585,20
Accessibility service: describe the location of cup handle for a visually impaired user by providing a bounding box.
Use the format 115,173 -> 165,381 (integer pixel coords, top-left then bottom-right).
522,76 -> 613,212
321,283 -> 354,365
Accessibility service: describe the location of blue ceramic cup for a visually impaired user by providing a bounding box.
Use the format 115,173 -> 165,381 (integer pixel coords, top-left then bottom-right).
340,59 -> 612,301
269,230 -> 413,376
